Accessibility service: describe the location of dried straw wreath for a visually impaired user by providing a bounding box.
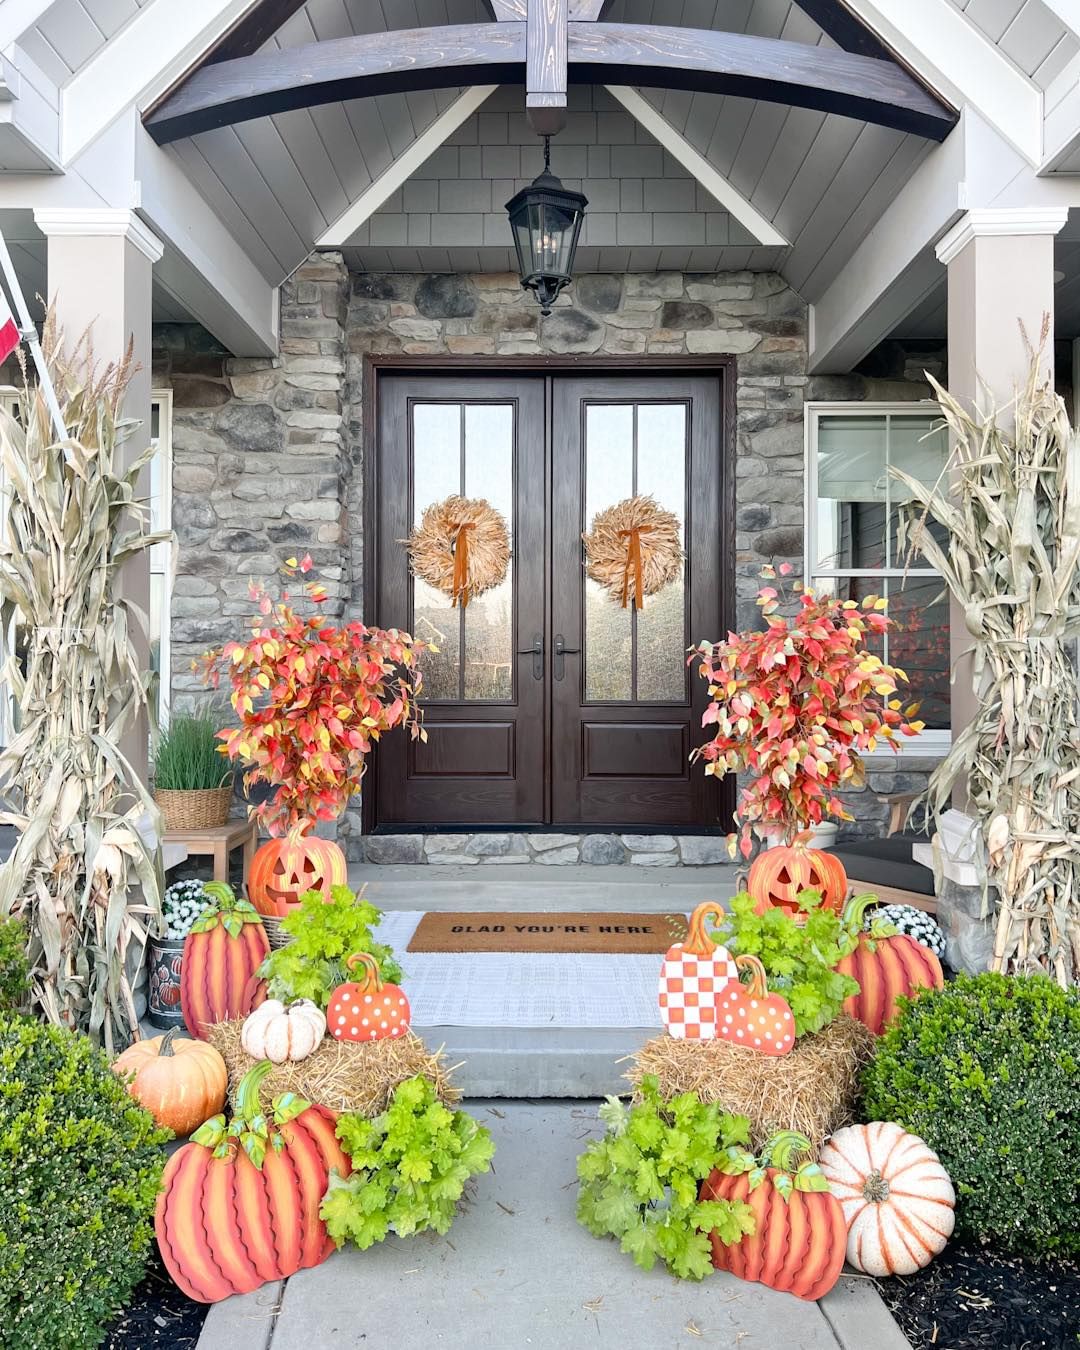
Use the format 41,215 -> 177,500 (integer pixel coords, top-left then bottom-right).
583,494 -> 683,608
403,494 -> 510,608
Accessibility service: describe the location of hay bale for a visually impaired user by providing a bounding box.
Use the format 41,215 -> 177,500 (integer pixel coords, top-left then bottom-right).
208,1020 -> 461,1118
627,1015 -> 875,1154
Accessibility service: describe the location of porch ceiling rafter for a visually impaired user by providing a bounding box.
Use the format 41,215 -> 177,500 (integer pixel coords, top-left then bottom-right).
0,0 -> 54,53
144,22 -> 959,146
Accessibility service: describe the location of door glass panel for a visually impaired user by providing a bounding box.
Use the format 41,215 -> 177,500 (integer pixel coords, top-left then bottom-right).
887,416 -> 949,567
464,404 -> 514,700
584,404 -> 634,701
410,400 -> 515,702
585,401 -> 688,703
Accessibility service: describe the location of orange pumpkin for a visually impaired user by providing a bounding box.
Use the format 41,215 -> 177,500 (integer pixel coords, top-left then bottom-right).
657,902 -> 738,1040
837,895 -> 944,1035
155,1061 -> 350,1303
248,826 -> 348,918
747,838 -> 848,916
180,882 -> 270,1040
327,953 -> 411,1043
715,953 -> 796,1056
702,1131 -> 847,1301
112,1029 -> 227,1136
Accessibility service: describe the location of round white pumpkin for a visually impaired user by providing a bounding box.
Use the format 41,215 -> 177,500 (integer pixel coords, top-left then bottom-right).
819,1121 -> 955,1276
240,998 -> 326,1064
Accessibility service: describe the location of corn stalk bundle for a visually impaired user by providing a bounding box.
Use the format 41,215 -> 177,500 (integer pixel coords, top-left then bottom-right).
893,358 -> 1080,985
0,322 -> 168,1048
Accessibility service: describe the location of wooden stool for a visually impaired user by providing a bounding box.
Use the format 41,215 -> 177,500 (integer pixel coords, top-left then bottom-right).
163,818 -> 257,884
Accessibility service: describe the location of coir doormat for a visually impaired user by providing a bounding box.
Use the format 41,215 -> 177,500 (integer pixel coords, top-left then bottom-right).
406,911 -> 688,955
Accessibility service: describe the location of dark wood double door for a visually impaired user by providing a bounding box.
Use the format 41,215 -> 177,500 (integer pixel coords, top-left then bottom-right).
371,368 -> 730,831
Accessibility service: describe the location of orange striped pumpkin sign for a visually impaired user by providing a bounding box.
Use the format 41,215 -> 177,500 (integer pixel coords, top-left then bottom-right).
702,1131 -> 847,1301
837,895 -> 943,1036
156,1061 -> 350,1303
180,882 -> 270,1040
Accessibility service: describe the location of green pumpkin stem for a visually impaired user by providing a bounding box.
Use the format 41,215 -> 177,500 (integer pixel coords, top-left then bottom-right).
191,881 -> 265,936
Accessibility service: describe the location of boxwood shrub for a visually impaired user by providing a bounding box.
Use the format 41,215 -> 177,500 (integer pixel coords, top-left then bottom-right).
861,971 -> 1080,1257
0,1016 -> 169,1348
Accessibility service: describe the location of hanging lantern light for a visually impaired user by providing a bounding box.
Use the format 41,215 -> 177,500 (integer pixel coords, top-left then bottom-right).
505,136 -> 588,315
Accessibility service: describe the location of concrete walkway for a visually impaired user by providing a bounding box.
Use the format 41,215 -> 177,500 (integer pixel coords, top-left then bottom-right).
196,1100 -> 910,1350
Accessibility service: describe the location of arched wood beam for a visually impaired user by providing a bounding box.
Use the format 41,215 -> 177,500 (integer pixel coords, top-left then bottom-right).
144,22 -> 957,145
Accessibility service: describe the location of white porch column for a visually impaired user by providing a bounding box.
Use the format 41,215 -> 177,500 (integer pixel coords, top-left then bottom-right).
33,207 -> 164,782
935,207 -> 1068,791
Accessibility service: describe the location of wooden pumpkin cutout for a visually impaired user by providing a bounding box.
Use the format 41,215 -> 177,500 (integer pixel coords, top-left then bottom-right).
837,895 -> 944,1036
180,883 -> 269,1040
715,953 -> 796,1056
326,953 -> 411,1043
658,902 -> 738,1040
247,827 -> 348,918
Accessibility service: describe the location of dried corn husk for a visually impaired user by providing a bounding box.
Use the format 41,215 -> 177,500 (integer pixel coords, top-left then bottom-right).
403,494 -> 510,606
894,344 -> 1080,985
583,495 -> 683,606
0,318 -> 169,1049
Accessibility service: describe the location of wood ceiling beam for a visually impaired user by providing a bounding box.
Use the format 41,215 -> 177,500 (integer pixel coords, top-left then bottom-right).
145,22 -> 958,145
789,0 -> 897,62
202,0 -> 311,63
527,0 -> 568,135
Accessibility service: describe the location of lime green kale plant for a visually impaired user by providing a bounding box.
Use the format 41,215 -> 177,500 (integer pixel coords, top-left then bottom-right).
714,890 -> 860,1036
260,883 -> 402,1007
576,1075 -> 756,1280
321,1075 -> 494,1248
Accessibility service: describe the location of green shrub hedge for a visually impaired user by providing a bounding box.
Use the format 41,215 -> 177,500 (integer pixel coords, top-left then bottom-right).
861,971 -> 1080,1257
0,917 -> 29,1013
0,1016 -> 169,1348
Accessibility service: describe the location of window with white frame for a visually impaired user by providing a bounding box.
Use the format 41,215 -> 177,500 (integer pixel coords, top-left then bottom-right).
805,404 -> 951,751
0,387 -> 172,744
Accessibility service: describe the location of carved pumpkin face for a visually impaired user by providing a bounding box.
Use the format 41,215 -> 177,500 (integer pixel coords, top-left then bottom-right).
248,834 -> 348,918
747,843 -> 848,918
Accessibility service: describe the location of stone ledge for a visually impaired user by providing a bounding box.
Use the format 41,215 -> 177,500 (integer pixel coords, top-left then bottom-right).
360,832 -> 733,865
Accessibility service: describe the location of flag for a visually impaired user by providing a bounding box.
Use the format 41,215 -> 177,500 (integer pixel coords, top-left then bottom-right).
0,283 -> 18,365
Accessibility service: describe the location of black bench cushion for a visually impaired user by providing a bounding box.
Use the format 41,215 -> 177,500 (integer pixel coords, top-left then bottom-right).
833,833 -> 934,896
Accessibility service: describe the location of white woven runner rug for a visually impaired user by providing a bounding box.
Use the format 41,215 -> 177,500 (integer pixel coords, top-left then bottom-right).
377,910 -> 667,1029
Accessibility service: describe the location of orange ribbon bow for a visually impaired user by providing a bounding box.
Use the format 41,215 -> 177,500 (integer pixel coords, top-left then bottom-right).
451,521 -> 477,608
618,524 -> 652,610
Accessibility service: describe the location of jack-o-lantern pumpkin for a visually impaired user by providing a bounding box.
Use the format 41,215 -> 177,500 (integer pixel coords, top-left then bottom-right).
247,825 -> 348,918
747,836 -> 848,917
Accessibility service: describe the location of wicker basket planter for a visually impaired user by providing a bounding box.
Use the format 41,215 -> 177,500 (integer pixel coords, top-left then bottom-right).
154,785 -> 233,832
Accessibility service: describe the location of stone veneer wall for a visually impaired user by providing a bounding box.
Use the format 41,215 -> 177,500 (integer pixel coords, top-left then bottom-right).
157,252 -> 944,860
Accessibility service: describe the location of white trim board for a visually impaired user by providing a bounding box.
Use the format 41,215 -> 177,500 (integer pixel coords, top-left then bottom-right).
604,86 -> 789,248
318,86 -> 498,248
0,1 -> 55,54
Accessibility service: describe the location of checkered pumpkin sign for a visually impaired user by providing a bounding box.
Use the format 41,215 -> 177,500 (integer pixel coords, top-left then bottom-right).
658,902 -> 738,1040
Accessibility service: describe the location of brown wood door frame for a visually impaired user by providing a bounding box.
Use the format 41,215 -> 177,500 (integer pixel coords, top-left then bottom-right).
361,353 -> 737,836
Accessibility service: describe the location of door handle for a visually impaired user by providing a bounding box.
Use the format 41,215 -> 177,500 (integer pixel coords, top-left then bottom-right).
553,633 -> 580,682
516,634 -> 543,681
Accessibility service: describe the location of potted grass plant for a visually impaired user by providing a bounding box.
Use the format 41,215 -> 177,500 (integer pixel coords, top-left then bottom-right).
153,713 -> 234,832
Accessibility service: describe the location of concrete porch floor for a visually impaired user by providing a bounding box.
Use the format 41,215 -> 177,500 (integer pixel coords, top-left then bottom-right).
196,1099 -> 911,1350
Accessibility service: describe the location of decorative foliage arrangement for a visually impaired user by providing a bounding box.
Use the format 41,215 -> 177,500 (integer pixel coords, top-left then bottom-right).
0,326 -> 168,1049
714,890 -> 860,1038
657,901 -> 737,1040
819,1121 -> 955,1276
702,1131 -> 846,1300
404,494 -> 510,609
156,1060 -> 350,1302
154,713 -> 232,792
162,878 -> 213,941
321,1075 -> 494,1249
861,971 -> 1080,1257
583,494 -> 683,608
180,881 -> 269,1039
0,1016 -> 168,1349
259,884 -> 402,1008
112,1027 -> 228,1136
837,894 -> 943,1037
893,361 -> 1080,984
692,566 -> 923,857
200,555 -> 427,835
576,1076 -> 756,1280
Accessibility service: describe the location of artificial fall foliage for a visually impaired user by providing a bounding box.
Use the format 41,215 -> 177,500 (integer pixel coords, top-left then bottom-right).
200,557 -> 428,834
692,567 -> 923,857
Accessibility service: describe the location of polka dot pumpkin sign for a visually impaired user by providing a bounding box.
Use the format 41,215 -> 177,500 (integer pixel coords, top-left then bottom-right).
716,953 -> 796,1057
326,952 -> 411,1044
658,902 -> 738,1041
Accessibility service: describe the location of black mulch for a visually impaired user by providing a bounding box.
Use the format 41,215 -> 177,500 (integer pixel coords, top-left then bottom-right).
104,1250 -> 208,1349
874,1241 -> 1080,1350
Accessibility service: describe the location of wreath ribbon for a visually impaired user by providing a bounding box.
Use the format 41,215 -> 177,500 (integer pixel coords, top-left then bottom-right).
451,521 -> 477,608
618,524 -> 652,609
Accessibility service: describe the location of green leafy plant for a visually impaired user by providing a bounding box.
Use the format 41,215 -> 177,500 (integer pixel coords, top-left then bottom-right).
154,713 -> 232,791
862,971 -> 1080,1257
0,1015 -> 169,1349
321,1075 -> 494,1248
0,916 -> 29,1012
714,890 -> 861,1036
718,1129 -> 832,1199
260,883 -> 401,1006
576,1075 -> 756,1280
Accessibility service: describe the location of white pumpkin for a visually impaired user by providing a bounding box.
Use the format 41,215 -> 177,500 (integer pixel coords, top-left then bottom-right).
240,998 -> 326,1064
819,1121 -> 956,1276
